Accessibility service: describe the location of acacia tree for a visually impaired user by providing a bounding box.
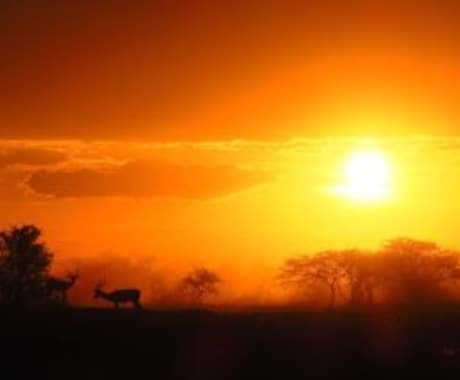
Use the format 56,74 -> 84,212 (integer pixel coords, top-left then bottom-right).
0,225 -> 53,305
278,251 -> 347,308
279,239 -> 460,308
379,238 -> 460,303
339,249 -> 379,306
279,249 -> 385,308
180,267 -> 221,305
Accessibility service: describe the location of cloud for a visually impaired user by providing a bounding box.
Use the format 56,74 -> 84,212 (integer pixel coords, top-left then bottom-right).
27,160 -> 270,199
0,147 -> 67,167
1,136 -> 459,201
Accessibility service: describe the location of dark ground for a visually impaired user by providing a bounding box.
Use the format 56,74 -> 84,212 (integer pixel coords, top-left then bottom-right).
2,305 -> 460,379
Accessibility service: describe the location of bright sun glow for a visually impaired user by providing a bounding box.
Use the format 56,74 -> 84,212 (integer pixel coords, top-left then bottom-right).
334,150 -> 391,202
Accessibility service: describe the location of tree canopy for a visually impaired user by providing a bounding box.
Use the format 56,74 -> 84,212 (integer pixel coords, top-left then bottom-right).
0,225 -> 53,305
180,267 -> 221,305
279,238 -> 460,308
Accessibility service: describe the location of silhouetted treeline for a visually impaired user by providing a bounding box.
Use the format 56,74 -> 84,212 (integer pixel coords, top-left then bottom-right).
0,224 -> 223,307
2,224 -> 460,309
279,238 -> 460,308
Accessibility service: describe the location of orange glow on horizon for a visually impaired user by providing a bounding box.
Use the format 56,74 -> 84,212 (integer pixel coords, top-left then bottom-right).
2,2 -> 460,306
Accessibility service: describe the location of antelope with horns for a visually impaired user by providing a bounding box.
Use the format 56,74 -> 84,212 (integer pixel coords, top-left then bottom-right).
46,272 -> 79,302
93,280 -> 142,309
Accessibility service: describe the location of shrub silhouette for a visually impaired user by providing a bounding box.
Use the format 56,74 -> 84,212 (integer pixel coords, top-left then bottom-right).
0,225 -> 53,305
179,267 -> 221,305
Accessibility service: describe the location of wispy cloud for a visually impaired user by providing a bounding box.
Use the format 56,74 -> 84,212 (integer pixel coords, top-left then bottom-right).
0,136 -> 457,200
0,146 -> 68,168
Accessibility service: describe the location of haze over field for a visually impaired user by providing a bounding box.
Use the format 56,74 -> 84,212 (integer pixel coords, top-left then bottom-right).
3,1 -> 460,304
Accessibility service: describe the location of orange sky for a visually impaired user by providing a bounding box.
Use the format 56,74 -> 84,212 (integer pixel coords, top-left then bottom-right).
3,1 -> 460,139
2,1 -> 460,304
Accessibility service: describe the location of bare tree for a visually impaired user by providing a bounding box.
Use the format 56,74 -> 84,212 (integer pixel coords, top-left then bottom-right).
180,268 -> 221,305
279,251 -> 347,308
279,249 -> 384,308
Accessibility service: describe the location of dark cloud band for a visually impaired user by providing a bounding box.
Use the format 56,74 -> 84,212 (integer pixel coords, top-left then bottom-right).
0,147 -> 67,167
27,160 -> 270,199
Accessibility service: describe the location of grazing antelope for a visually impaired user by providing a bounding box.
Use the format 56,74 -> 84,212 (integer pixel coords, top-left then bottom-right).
93,281 -> 142,309
46,272 -> 79,302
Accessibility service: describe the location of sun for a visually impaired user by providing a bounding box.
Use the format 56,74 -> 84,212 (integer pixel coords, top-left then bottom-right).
334,150 -> 391,202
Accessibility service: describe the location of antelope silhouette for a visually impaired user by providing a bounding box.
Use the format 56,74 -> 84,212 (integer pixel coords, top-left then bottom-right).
46,272 -> 79,302
94,280 -> 142,309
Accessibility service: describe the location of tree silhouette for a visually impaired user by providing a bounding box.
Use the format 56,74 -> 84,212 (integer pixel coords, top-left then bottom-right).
0,225 -> 53,305
180,267 -> 221,305
379,238 -> 460,304
279,238 -> 460,308
279,251 -> 347,308
339,249 -> 378,306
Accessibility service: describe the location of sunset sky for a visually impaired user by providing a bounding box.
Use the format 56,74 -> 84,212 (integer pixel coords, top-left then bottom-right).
2,1 -> 460,303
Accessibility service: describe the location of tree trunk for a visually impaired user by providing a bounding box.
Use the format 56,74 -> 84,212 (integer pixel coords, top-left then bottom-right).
365,283 -> 374,305
329,281 -> 336,309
